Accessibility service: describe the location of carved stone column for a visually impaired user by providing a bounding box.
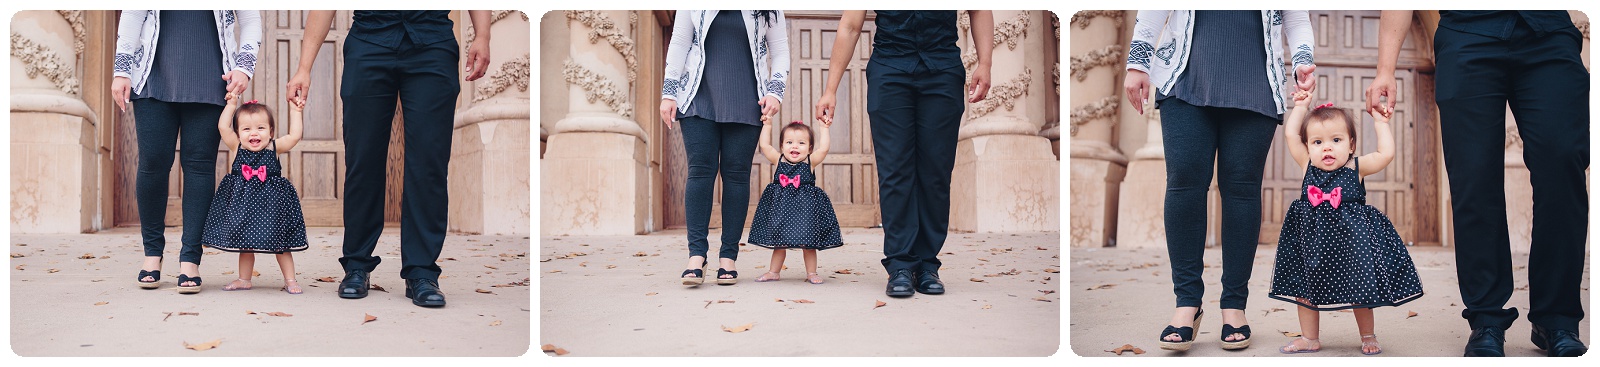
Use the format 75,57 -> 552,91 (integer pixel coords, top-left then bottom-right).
949,10 -> 1060,233
450,10 -> 531,236
1065,11 -> 1127,246
541,10 -> 649,235
10,10 -> 96,234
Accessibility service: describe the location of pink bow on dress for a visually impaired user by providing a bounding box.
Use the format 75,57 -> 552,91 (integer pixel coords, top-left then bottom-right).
1307,185 -> 1341,208
778,174 -> 800,188
241,165 -> 267,181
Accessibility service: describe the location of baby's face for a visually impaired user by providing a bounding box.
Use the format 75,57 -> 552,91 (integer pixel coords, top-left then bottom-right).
781,130 -> 811,163
1305,118 -> 1354,171
237,113 -> 273,152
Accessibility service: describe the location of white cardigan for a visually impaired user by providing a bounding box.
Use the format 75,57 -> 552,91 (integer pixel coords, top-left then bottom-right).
1126,11 -> 1314,114
661,10 -> 790,111
114,10 -> 262,95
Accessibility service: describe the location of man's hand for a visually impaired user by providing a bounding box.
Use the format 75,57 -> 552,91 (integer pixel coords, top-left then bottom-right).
814,93 -> 837,125
1124,69 -> 1151,115
464,39 -> 491,81
1364,73 -> 1397,113
967,65 -> 991,103
222,70 -> 251,96
286,71 -> 310,106
111,76 -> 131,112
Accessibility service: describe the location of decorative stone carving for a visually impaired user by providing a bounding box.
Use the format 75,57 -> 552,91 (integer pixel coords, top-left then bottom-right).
992,11 -> 1030,50
1070,10 -> 1124,30
10,32 -> 79,96
1052,11 -> 1060,40
465,11 -> 530,50
1070,96 -> 1119,137
57,10 -> 84,55
1070,44 -> 1122,82
562,59 -> 633,118
1053,61 -> 1061,94
566,10 -> 638,85
474,53 -> 530,102
966,67 -> 1031,121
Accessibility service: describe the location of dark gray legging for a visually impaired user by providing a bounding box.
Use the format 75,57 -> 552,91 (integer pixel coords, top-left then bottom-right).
135,98 -> 222,265
1159,98 -> 1278,310
680,117 -> 761,261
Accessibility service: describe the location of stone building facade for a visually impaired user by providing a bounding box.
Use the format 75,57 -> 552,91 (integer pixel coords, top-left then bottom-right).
539,10 -> 1062,236
1068,11 -> 1591,251
9,10 -> 531,236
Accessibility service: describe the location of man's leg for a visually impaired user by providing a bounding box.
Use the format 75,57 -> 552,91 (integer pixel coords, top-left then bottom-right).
908,64 -> 965,275
338,37 -> 400,275
1434,25 -> 1520,331
866,60 -> 921,275
1507,25 -> 1589,334
395,37 -> 460,283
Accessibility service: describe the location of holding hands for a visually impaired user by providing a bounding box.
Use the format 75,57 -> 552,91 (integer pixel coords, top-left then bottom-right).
1292,90 -> 1313,109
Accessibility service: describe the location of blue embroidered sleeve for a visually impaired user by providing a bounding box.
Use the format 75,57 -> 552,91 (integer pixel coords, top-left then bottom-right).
1127,40 -> 1154,69
114,52 -> 135,74
1291,44 -> 1314,69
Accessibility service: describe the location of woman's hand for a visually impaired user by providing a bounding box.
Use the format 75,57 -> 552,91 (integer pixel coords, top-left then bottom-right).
659,99 -> 678,130
759,96 -> 782,119
1124,69 -> 1151,115
222,70 -> 250,96
111,76 -> 131,112
1295,64 -> 1317,93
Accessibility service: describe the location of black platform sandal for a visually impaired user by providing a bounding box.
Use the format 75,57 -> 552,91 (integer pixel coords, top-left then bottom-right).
1158,309 -> 1203,351
1220,324 -> 1252,350
176,274 -> 203,294
137,269 -> 162,289
715,268 -> 738,285
681,258 -> 707,286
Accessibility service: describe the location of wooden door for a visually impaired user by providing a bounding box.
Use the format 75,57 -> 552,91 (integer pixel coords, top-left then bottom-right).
661,11 -> 882,229
1258,10 -> 1438,246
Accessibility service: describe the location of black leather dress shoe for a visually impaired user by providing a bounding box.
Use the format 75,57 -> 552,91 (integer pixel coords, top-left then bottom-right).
885,270 -> 914,298
406,278 -> 447,307
339,270 -> 369,299
1464,327 -> 1506,357
1532,324 -> 1588,357
914,271 -> 945,295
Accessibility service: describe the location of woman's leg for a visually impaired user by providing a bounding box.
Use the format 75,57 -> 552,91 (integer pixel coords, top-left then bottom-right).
1214,107 -> 1278,340
680,117 -> 719,275
176,103 -> 223,283
1157,98 -> 1218,339
715,123 -> 761,276
133,99 -> 180,279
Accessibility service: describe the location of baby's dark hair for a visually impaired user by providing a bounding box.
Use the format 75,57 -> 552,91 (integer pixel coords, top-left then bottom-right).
780,121 -> 814,152
234,102 -> 277,136
1299,106 -> 1357,148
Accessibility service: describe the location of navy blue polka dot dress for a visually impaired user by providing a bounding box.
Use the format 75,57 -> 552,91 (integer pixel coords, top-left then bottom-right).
747,159 -> 843,250
202,141 -> 308,253
1269,158 -> 1423,311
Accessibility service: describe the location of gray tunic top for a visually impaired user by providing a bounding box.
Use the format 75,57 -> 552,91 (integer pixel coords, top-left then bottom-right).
678,10 -> 763,126
135,10 -> 226,106
1159,10 -> 1280,121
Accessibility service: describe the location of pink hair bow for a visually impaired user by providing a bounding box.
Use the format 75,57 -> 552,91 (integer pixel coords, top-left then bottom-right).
241,165 -> 267,181
778,174 -> 800,188
1313,102 -> 1334,111
1307,185 -> 1341,208
244,99 -> 260,105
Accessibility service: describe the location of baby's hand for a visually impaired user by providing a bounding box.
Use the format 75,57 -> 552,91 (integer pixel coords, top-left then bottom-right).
225,92 -> 239,108
290,98 -> 305,112
1368,105 -> 1392,123
1292,90 -> 1312,108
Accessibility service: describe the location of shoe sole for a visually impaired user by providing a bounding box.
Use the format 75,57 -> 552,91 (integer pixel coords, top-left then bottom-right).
176,286 -> 201,294
915,288 -> 944,295
406,288 -> 446,307
138,281 -> 161,289
886,290 -> 913,298
681,278 -> 704,286
716,278 -> 737,285
339,290 -> 368,299
1159,312 -> 1203,351
1221,339 -> 1250,350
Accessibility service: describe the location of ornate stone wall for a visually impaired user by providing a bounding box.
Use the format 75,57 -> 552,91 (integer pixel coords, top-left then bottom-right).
10,10 -> 97,233
1067,10 -> 1127,247
451,11 -> 533,236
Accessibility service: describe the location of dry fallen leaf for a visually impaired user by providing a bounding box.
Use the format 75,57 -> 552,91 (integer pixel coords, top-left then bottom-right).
790,299 -> 815,304
1087,284 -> 1116,290
221,271 -> 235,275
78,253 -> 96,259
484,265 -> 498,270
605,265 -> 617,269
369,284 -> 388,293
1039,290 -> 1056,295
721,322 -> 755,333
94,301 -> 108,306
874,300 -> 887,310
578,262 -> 587,267
834,269 -> 855,274
644,292 -> 658,296
265,312 -> 293,317
1032,297 -> 1052,302
1044,268 -> 1060,273
1281,331 -> 1301,337
9,253 -> 22,258
554,348 -> 569,356
1407,311 -> 1418,319
180,312 -> 198,316
982,305 -> 992,309
632,252 -> 649,257
717,300 -> 735,304
47,269 -> 60,273
362,313 -> 378,325
246,310 -> 256,315
969,278 -> 985,282
489,320 -> 502,326
476,289 -> 494,294
1106,344 -> 1145,355
542,344 -> 556,352
315,277 -> 336,283
184,339 -> 222,351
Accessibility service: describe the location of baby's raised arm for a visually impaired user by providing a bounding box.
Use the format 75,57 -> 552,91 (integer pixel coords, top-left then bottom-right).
757,115 -> 780,164
809,120 -> 831,167
217,93 -> 241,149
1283,90 -> 1313,172
1357,106 -> 1396,177
277,99 -> 306,151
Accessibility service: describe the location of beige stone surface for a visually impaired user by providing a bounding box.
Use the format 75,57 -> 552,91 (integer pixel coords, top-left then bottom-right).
540,131 -> 647,235
951,135 -> 1060,233
1115,159 -> 1167,249
450,118 -> 532,236
10,112 -> 95,234
1070,158 -> 1126,248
